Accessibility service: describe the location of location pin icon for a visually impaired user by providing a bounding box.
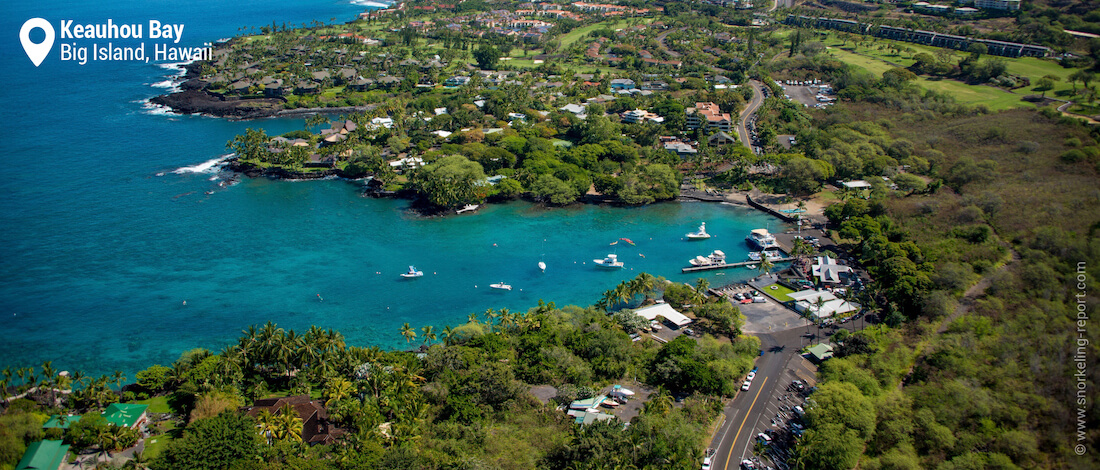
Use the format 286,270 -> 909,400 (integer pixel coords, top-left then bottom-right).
20,18 -> 54,67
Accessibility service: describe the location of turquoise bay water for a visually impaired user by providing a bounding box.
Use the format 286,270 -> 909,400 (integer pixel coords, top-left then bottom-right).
0,0 -> 785,378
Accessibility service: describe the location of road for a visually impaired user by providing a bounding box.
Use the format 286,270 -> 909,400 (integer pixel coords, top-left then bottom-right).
737,80 -> 764,150
709,327 -> 809,470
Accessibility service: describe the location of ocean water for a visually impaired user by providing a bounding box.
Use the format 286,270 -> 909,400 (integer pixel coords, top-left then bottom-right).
0,0 -> 785,379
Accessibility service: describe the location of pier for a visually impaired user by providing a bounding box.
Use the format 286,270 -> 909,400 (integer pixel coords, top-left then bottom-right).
682,257 -> 795,273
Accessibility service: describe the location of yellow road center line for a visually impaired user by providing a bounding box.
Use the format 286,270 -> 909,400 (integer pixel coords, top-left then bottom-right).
724,376 -> 768,470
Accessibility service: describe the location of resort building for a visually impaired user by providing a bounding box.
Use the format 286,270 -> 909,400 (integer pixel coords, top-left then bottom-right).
15,440 -> 69,470
686,102 -> 733,132
966,0 -> 1020,10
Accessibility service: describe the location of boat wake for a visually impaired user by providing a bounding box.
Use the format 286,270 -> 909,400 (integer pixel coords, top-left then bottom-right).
171,154 -> 235,175
350,0 -> 392,7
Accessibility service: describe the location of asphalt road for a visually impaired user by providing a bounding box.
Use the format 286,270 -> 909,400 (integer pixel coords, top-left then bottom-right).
737,80 -> 764,150
708,327 -> 812,470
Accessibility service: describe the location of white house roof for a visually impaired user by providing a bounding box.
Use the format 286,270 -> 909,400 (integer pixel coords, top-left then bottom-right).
635,303 -> 692,327
842,180 -> 872,189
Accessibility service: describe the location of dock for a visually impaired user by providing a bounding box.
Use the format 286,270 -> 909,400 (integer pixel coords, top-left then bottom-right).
682,257 -> 795,273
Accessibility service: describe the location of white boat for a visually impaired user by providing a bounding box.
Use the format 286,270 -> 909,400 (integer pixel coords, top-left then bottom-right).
686,222 -> 711,240
538,261 -> 546,272
746,228 -> 779,250
593,254 -> 625,269
745,264 -> 758,269
400,266 -> 423,278
490,282 -> 512,290
689,250 -> 727,267
747,250 -> 783,262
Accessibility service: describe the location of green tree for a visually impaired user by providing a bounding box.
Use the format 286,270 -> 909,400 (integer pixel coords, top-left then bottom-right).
530,174 -> 579,205
153,410 -> 260,470
412,155 -> 487,209
400,323 -> 417,345
473,45 -> 501,70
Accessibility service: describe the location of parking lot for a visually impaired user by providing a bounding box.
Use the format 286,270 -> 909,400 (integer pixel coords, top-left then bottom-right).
776,80 -> 836,110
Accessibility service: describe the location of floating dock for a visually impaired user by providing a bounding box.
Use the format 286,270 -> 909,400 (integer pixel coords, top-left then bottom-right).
682,257 -> 794,273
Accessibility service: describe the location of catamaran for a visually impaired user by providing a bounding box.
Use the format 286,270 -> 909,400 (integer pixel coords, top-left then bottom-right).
746,228 -> 778,250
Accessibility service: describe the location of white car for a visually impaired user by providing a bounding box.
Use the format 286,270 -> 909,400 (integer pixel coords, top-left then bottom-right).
747,371 -> 756,381
701,457 -> 712,470
741,380 -> 751,391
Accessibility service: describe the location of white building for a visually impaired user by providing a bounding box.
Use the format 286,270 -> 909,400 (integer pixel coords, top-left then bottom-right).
788,289 -> 859,319
635,303 -> 693,327
811,256 -> 854,285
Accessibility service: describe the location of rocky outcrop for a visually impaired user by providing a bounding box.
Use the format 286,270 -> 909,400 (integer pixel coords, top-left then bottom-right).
149,89 -> 287,119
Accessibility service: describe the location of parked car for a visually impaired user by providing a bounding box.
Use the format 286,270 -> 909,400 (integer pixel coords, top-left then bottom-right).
741,380 -> 751,391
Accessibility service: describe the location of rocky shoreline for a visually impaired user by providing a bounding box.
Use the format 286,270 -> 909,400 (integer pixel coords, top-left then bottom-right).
151,62 -> 378,120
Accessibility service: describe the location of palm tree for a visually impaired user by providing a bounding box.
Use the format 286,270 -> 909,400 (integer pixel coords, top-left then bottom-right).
633,273 -> 658,301
324,377 -> 354,408
758,253 -> 774,277
420,325 -> 436,346
256,409 -> 277,445
274,403 -> 304,442
693,278 -> 710,305
441,325 -> 455,346
466,312 -> 479,325
645,387 -> 673,416
399,323 -> 416,345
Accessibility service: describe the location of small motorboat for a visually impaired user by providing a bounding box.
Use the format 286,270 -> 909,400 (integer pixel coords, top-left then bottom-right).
689,250 -> 727,267
538,261 -> 546,272
686,222 -> 711,240
745,264 -> 758,269
490,282 -> 512,290
400,266 -> 424,278
593,254 -> 625,269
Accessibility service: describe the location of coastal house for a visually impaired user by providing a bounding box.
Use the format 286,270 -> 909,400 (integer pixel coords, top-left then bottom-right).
229,79 -> 253,95
348,77 -> 374,92
42,415 -> 80,429
635,303 -> 692,327
337,68 -> 358,84
294,81 -> 320,95
640,81 -> 669,91
244,395 -> 345,446
310,70 -> 332,84
15,440 -> 69,470
806,343 -> 835,363
443,76 -> 470,87
102,403 -> 149,430
376,76 -> 403,88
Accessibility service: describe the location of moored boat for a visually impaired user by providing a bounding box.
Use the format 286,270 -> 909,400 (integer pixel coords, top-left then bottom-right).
689,250 -> 727,266
400,266 -> 423,278
593,254 -> 625,269
490,282 -> 512,290
746,228 -> 778,250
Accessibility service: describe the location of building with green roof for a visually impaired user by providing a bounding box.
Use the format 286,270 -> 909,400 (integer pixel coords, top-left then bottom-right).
42,414 -> 81,429
15,440 -> 69,470
102,403 -> 149,429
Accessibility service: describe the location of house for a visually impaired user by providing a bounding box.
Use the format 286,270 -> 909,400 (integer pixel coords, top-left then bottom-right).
244,395 -> 345,446
443,76 -> 470,87
811,256 -> 854,285
635,303 -> 692,327
370,117 -> 395,129
348,77 -> 374,92
640,81 -> 668,91
806,343 -> 835,363
609,78 -> 636,90
686,102 -> 732,132
102,403 -> 149,430
708,131 -> 737,145
15,440 -> 69,470
376,76 -> 403,88
42,415 -> 81,429
661,136 -> 697,157
294,81 -> 320,95
263,79 -> 287,97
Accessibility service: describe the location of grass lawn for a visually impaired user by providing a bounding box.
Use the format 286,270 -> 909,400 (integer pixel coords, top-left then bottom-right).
133,395 -> 171,414
142,421 -> 178,459
762,283 -> 797,302
559,20 -> 635,48
819,32 -> 1087,101
825,45 -> 1029,111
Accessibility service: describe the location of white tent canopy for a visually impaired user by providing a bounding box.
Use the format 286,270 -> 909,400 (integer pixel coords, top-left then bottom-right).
789,289 -> 860,319
636,303 -> 693,327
